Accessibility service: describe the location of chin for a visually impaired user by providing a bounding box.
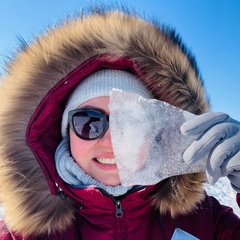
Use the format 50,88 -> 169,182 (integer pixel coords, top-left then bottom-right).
99,178 -> 121,187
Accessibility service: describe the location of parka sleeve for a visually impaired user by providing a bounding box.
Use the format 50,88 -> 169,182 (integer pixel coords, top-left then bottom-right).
0,220 -> 33,240
0,220 -> 13,240
210,196 -> 240,239
236,193 -> 240,207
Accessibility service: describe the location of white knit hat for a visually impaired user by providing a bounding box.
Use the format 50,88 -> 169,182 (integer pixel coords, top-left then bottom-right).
61,69 -> 152,137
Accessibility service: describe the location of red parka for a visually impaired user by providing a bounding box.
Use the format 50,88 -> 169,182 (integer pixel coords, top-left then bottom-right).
1,186 -> 240,239
0,6 -> 240,240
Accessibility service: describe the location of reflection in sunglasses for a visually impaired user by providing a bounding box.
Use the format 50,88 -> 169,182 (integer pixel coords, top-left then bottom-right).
69,108 -> 109,140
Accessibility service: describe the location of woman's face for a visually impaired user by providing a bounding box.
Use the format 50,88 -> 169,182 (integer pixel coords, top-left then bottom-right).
69,96 -> 120,186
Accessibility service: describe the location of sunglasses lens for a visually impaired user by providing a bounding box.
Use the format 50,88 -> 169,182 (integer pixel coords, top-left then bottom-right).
72,110 -> 108,140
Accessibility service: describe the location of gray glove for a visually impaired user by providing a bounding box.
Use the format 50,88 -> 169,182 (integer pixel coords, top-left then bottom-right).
181,112 -> 240,192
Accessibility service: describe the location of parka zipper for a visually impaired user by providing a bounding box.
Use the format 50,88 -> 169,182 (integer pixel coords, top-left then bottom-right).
115,200 -> 123,218
97,186 -> 145,218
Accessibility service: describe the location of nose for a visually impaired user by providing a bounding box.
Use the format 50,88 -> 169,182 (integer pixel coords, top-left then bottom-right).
98,128 -> 113,148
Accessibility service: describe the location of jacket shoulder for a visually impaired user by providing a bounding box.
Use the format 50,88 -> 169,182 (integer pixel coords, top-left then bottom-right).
0,220 -> 35,240
206,195 -> 240,239
0,220 -> 13,240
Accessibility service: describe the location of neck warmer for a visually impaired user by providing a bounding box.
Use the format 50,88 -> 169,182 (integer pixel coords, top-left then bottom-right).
55,137 -> 133,197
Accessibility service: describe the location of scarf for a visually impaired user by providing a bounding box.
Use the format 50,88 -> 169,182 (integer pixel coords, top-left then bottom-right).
55,137 -> 132,196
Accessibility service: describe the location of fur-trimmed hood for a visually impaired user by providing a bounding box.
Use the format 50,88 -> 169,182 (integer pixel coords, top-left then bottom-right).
0,7 -> 210,236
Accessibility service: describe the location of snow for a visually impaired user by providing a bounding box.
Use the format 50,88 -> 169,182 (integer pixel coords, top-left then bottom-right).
204,177 -> 240,216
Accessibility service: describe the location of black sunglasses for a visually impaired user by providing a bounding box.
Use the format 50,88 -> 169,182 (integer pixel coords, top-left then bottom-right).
68,108 -> 109,140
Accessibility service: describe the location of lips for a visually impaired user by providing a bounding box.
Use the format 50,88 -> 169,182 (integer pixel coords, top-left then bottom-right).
95,158 -> 116,165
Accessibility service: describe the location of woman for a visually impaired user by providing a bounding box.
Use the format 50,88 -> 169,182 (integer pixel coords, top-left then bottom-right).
0,6 -> 240,239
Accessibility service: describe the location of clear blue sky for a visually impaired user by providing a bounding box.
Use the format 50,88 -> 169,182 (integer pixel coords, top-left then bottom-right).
1,0 -> 239,119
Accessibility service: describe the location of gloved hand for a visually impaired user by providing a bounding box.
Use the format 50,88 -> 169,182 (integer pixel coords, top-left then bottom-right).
181,112 -> 240,192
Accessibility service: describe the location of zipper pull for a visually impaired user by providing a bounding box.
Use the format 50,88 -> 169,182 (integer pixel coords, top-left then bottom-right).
116,200 -> 123,218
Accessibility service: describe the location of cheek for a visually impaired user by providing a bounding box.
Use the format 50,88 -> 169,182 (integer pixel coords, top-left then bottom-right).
69,130 -> 91,160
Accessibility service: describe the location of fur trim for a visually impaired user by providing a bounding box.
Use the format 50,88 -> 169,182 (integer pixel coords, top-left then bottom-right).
0,6 -> 209,236
151,173 -> 206,217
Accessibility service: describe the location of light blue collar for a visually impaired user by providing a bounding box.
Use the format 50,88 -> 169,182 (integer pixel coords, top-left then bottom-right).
55,137 -> 133,197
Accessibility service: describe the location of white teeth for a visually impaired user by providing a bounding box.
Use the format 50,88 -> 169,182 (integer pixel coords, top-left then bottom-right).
96,158 -> 116,165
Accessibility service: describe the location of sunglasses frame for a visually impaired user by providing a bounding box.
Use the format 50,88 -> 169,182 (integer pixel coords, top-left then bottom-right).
68,108 -> 109,140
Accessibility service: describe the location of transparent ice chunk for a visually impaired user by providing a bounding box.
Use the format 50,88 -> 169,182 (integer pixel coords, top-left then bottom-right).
109,89 -> 207,186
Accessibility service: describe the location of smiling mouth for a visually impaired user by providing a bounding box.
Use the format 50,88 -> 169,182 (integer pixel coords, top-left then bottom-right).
95,158 -> 116,165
